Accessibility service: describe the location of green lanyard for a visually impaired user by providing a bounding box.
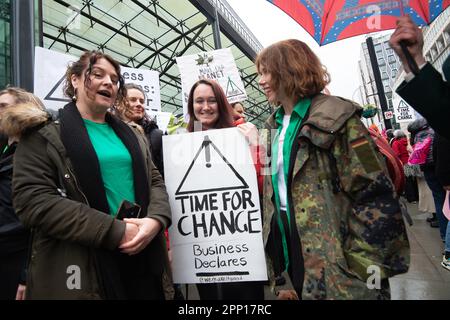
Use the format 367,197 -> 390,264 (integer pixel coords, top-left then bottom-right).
271,98 -> 311,271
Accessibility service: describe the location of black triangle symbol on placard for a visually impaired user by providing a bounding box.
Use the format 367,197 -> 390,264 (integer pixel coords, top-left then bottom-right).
397,100 -> 409,110
175,135 -> 249,195
226,77 -> 244,98
44,74 -> 72,103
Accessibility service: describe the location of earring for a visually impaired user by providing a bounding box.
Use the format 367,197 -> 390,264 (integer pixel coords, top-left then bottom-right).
72,88 -> 78,102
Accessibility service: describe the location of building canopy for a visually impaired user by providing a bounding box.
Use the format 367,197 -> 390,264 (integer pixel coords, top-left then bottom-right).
41,0 -> 272,127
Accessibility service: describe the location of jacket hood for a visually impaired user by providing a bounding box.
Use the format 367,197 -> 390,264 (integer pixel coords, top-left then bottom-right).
0,102 -> 51,138
266,94 -> 362,149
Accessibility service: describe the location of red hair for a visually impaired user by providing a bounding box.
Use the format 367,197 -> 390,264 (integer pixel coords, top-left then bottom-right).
256,39 -> 330,99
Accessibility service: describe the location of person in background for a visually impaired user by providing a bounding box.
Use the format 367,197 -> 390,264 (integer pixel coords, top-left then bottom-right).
231,101 -> 246,125
115,83 -> 164,176
186,79 -> 265,300
0,87 -> 42,300
385,129 -> 395,146
391,130 -> 409,165
256,39 -> 409,299
6,51 -> 173,299
436,134 -> 450,270
406,123 -> 437,226
115,83 -> 184,299
391,129 -> 416,202
433,60 -> 450,271
408,118 -> 446,236
389,15 -> 450,140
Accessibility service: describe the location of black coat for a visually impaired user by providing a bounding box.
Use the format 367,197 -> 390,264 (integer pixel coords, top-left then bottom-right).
0,143 -> 29,255
139,119 -> 164,178
397,59 -> 450,140
435,134 -> 450,187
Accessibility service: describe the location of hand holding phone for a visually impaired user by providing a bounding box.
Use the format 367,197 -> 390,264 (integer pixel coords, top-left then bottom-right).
116,200 -> 141,220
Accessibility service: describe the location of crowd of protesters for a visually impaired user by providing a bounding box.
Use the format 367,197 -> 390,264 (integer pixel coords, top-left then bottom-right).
0,15 -> 449,300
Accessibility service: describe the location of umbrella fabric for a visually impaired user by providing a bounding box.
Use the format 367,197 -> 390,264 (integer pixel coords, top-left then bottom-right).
267,0 -> 450,45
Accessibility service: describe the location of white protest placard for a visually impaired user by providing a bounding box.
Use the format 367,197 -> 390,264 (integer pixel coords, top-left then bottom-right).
176,48 -> 248,121
163,128 -> 267,284
121,66 -> 161,113
392,93 -> 416,123
34,47 -> 75,111
148,111 -> 172,133
34,47 -> 162,112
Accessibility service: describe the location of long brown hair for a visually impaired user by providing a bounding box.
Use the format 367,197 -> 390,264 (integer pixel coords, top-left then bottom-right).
63,50 -> 126,104
115,83 -> 146,122
187,79 -> 234,132
256,39 -> 330,99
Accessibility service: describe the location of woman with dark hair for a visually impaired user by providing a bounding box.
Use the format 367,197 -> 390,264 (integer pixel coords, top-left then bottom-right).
187,79 -> 234,131
187,79 -> 262,191
256,39 -> 409,299
186,79 -> 264,300
7,51 -> 173,299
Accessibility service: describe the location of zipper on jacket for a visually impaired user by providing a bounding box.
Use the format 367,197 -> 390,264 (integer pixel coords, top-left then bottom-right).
65,164 -> 91,207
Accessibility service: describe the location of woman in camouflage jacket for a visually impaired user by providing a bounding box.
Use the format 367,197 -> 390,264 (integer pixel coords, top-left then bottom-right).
256,39 -> 410,300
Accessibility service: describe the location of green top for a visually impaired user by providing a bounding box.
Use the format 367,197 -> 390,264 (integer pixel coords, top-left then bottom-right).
271,98 -> 311,271
83,119 -> 135,216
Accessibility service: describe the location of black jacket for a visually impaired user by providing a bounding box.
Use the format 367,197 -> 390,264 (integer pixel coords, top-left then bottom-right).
0,143 -> 29,255
139,119 -> 164,178
435,134 -> 450,187
397,60 -> 450,140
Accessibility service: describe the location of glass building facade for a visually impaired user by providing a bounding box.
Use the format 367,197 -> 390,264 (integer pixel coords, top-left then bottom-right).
0,0 -> 11,89
1,0 -> 271,127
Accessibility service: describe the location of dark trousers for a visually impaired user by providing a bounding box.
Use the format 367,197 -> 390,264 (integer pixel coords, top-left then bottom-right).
423,167 -> 447,239
404,176 -> 419,202
196,281 -> 265,300
0,249 -> 27,300
266,209 -> 303,297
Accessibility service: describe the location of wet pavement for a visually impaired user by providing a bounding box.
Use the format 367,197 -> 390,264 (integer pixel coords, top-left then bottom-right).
178,200 -> 450,300
389,200 -> 450,300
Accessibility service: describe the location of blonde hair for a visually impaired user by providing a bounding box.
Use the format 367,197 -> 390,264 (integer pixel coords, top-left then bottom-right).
0,87 -> 39,105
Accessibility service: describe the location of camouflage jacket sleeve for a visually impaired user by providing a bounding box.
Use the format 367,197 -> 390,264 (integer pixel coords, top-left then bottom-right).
331,115 -> 410,281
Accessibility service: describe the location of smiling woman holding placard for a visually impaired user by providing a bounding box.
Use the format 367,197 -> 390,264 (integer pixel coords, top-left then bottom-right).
184,78 -> 265,300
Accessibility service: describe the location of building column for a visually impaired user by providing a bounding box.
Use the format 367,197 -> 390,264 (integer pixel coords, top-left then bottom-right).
366,37 -> 392,130
212,7 -> 222,49
11,0 -> 35,91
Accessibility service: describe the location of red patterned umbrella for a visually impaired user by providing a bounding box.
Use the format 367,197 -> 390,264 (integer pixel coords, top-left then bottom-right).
267,0 -> 450,45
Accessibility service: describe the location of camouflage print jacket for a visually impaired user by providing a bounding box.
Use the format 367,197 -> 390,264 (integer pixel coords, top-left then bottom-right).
262,94 -> 410,300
